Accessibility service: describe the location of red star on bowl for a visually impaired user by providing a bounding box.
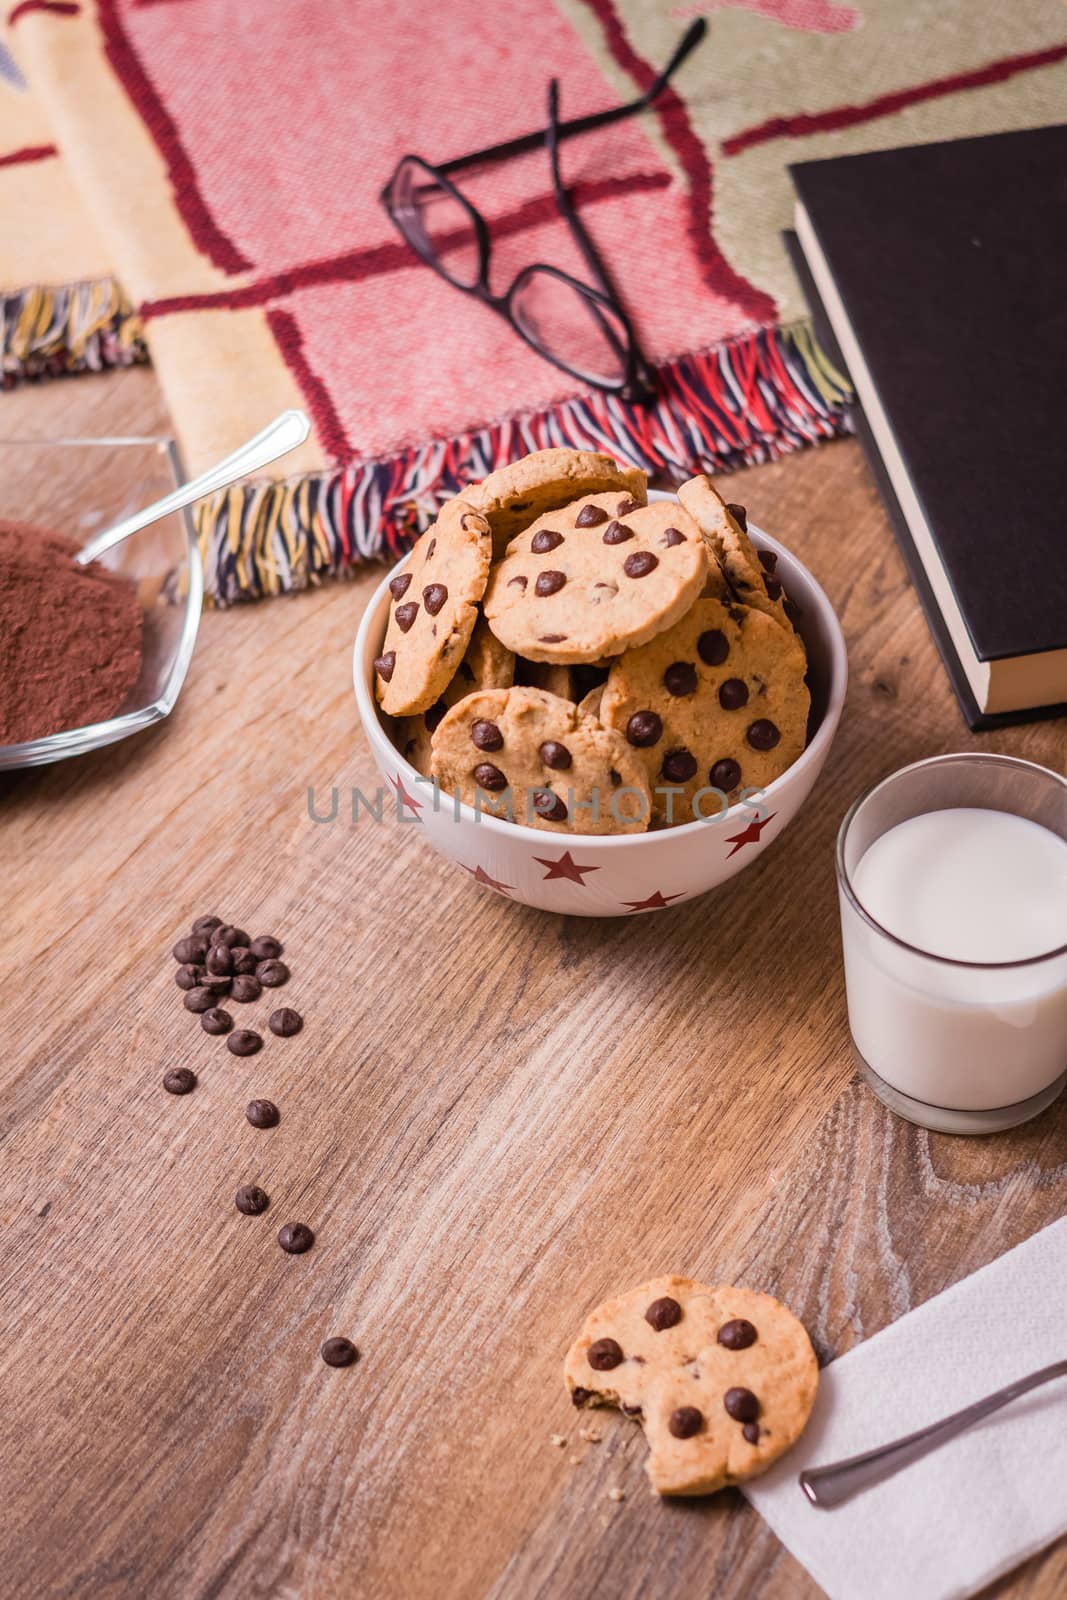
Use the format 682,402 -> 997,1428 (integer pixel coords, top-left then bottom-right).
533,850 -> 601,885
464,863 -> 514,897
622,889 -> 685,913
724,812 -> 777,857
390,773 -> 424,818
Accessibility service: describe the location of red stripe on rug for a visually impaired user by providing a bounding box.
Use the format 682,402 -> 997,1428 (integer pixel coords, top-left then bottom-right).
578,0 -> 777,327
8,0 -> 79,21
266,307 -> 352,465
723,41 -> 1067,156
139,170 -> 671,319
95,0 -> 253,276
0,142 -> 57,167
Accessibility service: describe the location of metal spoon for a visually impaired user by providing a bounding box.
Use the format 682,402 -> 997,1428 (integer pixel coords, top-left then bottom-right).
75,408 -> 310,566
799,1359 -> 1067,1508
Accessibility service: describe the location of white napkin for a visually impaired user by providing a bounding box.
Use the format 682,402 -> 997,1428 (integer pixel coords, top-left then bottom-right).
745,1217 -> 1067,1600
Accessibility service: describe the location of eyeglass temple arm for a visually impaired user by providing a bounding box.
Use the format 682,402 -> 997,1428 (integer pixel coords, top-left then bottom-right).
438,18 -> 705,177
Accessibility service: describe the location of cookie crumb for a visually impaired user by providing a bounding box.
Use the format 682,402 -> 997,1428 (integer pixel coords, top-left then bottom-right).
549,1434 -> 566,1448
579,1425 -> 603,1443
607,1487 -> 626,1502
569,1454 -> 582,1466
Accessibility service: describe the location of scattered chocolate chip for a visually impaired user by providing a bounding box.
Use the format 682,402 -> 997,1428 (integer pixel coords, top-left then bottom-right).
212,926 -> 250,948
622,1403 -> 644,1418
663,661 -> 697,697
473,762 -> 508,792
538,633 -> 567,643
425,537 -> 436,559
269,1007 -> 303,1037
508,575 -> 528,591
250,935 -> 283,961
229,947 -> 255,975
201,973 -> 233,993
710,758 -> 742,792
644,1296 -> 682,1331
163,1067 -> 196,1095
617,496 -> 641,515
192,915 -> 222,937
235,1184 -> 270,1214
742,1421 -> 761,1444
201,1007 -> 233,1035
424,700 -> 448,733
231,974 -> 262,1003
534,790 -> 568,822
539,740 -> 572,770
531,528 -> 564,554
747,719 -> 781,751
471,719 -> 504,752
246,1098 -> 278,1128
389,572 -> 412,600
394,601 -> 419,632
571,1387 -> 593,1406
661,527 -> 686,546
588,1338 -> 624,1371
719,677 -> 749,711
172,935 -> 208,965
698,628 -> 729,666
626,710 -> 663,747
765,578 -> 783,601
374,651 -> 396,683
184,986 -> 218,1014
175,963 -> 204,991
423,583 -> 448,615
718,1318 -> 758,1350
575,504 -> 608,527
623,551 -> 658,579
669,1406 -> 703,1439
757,548 -> 778,574
229,1029 -> 264,1057
205,944 -> 233,976
322,1337 -> 358,1367
724,1386 -> 759,1422
783,597 -> 802,627
257,959 -> 290,987
609,769 -> 622,786
278,1221 -> 314,1254
662,748 -> 698,783
726,502 -> 747,531
602,520 -> 633,545
535,570 -> 566,597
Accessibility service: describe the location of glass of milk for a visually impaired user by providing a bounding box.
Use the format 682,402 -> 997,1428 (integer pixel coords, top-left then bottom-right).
836,753 -> 1067,1133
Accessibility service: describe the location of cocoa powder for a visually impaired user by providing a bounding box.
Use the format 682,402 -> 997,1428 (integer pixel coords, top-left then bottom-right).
0,519 -> 143,745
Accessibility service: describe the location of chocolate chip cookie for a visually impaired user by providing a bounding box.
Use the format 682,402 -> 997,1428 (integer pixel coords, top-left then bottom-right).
429,686 -> 651,834
678,475 -> 796,635
374,498 -> 492,716
564,1275 -> 818,1496
599,597 -> 810,825
394,615 -> 515,775
484,496 -> 707,665
468,448 -> 647,556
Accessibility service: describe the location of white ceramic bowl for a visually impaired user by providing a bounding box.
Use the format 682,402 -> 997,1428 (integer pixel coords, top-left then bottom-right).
353,502 -> 847,915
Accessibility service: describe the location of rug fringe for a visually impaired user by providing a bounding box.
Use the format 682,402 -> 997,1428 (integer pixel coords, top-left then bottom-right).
197,321 -> 853,606
1,275 -> 147,385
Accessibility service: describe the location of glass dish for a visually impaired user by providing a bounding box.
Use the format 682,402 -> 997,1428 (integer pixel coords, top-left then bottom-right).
0,437 -> 202,769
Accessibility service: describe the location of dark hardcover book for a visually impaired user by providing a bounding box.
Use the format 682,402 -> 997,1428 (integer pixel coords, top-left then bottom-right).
788,125 -> 1067,725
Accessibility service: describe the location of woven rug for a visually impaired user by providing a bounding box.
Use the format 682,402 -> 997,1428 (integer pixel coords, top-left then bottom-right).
3,1 -> 1066,603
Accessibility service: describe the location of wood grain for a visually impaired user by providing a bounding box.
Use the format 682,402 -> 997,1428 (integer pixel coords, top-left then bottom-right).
1,367 -> 1064,1600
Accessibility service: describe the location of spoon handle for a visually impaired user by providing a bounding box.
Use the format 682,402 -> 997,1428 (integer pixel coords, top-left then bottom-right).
799,1358 -> 1067,1509
75,409 -> 310,566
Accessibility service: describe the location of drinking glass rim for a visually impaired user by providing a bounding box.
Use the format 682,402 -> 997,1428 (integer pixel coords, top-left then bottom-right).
835,752 -> 1067,970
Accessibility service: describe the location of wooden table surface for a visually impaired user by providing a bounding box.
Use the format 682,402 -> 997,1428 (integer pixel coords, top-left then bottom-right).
2,368 -> 1065,1600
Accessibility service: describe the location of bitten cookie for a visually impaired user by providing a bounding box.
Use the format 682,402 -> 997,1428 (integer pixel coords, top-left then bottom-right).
564,1275 -> 818,1496
484,496 -> 707,665
599,597 -> 810,825
374,499 -> 492,716
468,449 -> 647,555
678,475 -> 796,636
394,615 -> 515,775
429,686 -> 651,834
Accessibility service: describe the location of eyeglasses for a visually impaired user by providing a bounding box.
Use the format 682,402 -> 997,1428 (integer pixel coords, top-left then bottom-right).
379,21 -> 706,408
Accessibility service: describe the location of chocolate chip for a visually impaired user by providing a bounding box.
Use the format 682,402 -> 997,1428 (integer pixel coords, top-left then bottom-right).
575,504 -> 608,527
747,719 -> 781,751
257,959 -> 290,987
623,551 -> 658,579
609,769 -> 622,786
726,502 -> 747,531
269,1007 -> 303,1037
172,934 -> 208,965
644,1296 -> 682,1331
669,1406 -> 703,1439
783,597 -> 802,627
231,974 -> 262,1003
571,1387 -> 593,1406
531,528 -> 564,553
710,758 -> 742,792
724,1386 -> 759,1422
626,710 -> 662,747
534,790 -> 568,822
278,1221 -> 314,1254
374,651 -> 396,683
322,1337 -> 358,1367
192,915 -> 222,936
175,963 -> 204,991
622,1403 -> 644,1418
212,925 -> 250,948
163,1067 -> 196,1095
235,1184 -> 270,1214
697,628 -> 729,666
229,1029 -> 264,1057
602,520 -> 633,545
425,700 -> 448,733
205,944 -> 233,976
765,578 -> 783,601
535,570 -> 566,597
249,935 -> 282,961
473,762 -> 508,792
538,633 -> 567,643
201,973 -> 233,993
617,496 -> 641,515
508,575 -> 528,591
425,537 -> 436,560
718,1317 -> 758,1350
231,947 -> 258,976
471,719 -> 504,752
539,740 -> 572,770
423,583 -> 448,615
394,601 -> 419,632
184,986 -> 218,1014
663,661 -> 697,697
662,748 -> 698,783
588,1338 -> 624,1371
742,1421 -> 761,1444
661,527 -> 686,546
246,1098 -> 278,1128
758,548 -> 778,573
719,677 -> 749,710
389,572 -> 412,600
201,1007 -> 233,1035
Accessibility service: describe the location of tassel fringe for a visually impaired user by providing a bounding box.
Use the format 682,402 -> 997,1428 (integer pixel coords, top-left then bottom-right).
196,319 -> 853,605
1,275 -> 147,385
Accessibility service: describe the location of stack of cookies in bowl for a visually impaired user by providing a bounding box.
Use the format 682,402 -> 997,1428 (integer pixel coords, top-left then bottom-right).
372,449 -> 810,837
